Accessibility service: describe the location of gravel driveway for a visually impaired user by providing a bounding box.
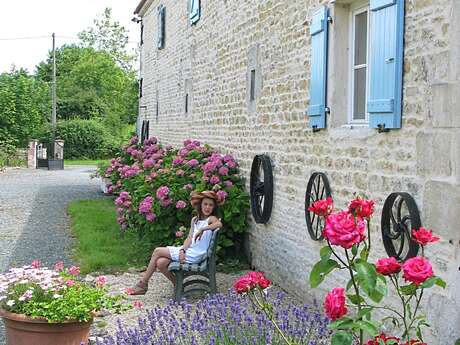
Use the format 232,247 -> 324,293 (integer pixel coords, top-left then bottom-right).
0,166 -> 105,344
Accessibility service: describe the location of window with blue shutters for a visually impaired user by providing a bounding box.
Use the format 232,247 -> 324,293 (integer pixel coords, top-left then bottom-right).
307,6 -> 329,130
157,5 -> 165,49
190,0 -> 200,25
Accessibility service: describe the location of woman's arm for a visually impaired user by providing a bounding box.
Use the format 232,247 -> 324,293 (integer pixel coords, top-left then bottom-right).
194,216 -> 222,241
181,217 -> 196,251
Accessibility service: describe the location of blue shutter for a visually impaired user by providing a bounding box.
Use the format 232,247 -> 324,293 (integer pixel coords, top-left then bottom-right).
367,0 -> 404,130
190,0 -> 200,25
307,6 -> 329,130
157,5 -> 165,49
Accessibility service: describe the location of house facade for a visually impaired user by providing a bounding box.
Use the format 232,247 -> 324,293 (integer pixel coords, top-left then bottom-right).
134,0 -> 460,342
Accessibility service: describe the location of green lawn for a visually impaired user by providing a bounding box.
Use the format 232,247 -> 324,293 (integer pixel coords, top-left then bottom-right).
65,159 -> 109,166
67,199 -> 151,274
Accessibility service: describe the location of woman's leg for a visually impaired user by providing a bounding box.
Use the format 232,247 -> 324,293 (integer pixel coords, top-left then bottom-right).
157,257 -> 175,285
140,247 -> 172,284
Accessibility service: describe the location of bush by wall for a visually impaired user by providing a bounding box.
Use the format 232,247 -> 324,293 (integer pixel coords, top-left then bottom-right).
99,136 -> 250,259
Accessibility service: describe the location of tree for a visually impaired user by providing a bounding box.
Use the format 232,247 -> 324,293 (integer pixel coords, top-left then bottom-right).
77,8 -> 137,72
0,69 -> 50,147
35,44 -> 138,125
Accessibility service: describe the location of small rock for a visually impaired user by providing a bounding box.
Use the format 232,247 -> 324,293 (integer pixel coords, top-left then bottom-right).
85,274 -> 95,282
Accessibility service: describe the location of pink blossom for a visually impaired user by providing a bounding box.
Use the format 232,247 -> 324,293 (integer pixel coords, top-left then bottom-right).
54,261 -> 64,272
224,180 -> 233,188
176,169 -> 185,177
31,260 -> 41,269
179,148 -> 189,157
203,162 -> 217,173
175,231 -> 185,238
150,171 -> 157,178
160,198 -> 172,207
187,159 -> 199,168
139,196 -> 154,214
172,158 -> 184,166
183,184 -> 193,190
223,154 -> 234,163
143,159 -> 154,169
156,186 -> 170,199
323,288 -> 348,321
68,266 -> 80,276
130,136 -> 139,145
217,190 -> 228,201
176,200 -> 187,209
226,160 -> 236,169
402,257 -> 433,285
66,280 -> 75,287
210,175 -> 220,185
146,213 -> 156,222
218,166 -> 229,176
95,275 -> 107,286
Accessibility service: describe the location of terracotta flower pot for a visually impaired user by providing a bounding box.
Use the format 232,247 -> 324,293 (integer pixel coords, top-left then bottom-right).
0,310 -> 92,345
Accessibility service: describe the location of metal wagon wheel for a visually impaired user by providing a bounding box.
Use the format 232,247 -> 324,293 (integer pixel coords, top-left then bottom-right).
250,154 -> 273,224
381,192 -> 420,261
305,172 -> 332,241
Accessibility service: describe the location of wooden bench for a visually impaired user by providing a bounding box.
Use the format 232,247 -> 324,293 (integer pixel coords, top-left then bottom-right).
168,229 -> 219,301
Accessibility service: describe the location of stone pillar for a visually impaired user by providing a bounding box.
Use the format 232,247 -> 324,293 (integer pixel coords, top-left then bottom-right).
27,140 -> 37,169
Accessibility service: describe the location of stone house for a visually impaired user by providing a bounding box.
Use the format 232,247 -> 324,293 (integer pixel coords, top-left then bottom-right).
133,0 -> 459,342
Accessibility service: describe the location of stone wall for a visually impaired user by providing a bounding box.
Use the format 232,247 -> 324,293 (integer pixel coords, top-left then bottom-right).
136,0 -> 460,343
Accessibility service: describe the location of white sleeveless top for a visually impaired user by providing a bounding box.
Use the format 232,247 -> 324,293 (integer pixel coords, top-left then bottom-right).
185,217 -> 215,263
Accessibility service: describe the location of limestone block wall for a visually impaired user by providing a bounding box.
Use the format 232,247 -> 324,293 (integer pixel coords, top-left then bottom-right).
136,0 -> 460,342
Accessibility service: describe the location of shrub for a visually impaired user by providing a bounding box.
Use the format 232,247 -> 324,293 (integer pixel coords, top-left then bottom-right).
39,119 -> 118,159
99,136 -> 250,259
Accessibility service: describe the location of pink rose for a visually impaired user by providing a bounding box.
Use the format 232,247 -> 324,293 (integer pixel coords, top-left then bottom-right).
348,198 -> 375,219
323,211 -> 366,249
376,257 -> 402,276
323,288 -> 348,321
66,280 -> 75,287
402,257 -> 433,285
308,197 -> 334,217
411,227 -> 440,246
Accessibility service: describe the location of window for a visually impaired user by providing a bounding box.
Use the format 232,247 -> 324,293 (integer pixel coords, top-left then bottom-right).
190,0 -> 200,25
185,93 -> 189,114
157,5 -> 166,49
349,4 -> 370,124
139,78 -> 143,98
250,69 -> 256,101
307,1 -> 405,130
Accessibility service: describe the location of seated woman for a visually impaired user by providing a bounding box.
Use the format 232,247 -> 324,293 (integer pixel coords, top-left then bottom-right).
130,190 -> 223,295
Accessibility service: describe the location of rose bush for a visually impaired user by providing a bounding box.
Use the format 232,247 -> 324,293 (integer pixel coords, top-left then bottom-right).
308,197 -> 445,345
98,136 -> 249,258
0,261 -> 128,323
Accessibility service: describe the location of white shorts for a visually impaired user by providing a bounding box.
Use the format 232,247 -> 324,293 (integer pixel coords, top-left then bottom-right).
167,246 -> 181,261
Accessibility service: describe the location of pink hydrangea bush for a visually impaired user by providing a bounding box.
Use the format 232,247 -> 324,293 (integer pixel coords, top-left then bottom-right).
98,136 -> 249,258
308,197 -> 445,345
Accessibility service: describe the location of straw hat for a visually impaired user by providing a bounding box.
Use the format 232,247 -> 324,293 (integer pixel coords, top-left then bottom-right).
190,190 -> 224,208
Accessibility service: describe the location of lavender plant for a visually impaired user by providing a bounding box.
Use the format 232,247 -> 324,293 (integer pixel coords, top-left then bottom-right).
97,290 -> 330,345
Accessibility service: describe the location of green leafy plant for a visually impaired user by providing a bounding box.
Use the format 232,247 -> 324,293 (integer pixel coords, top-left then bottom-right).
0,261 -> 129,323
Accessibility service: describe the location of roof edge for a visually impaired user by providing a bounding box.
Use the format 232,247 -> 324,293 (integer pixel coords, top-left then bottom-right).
134,0 -> 147,15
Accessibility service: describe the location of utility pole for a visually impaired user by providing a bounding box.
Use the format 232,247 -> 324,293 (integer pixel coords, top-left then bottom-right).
51,33 -> 57,159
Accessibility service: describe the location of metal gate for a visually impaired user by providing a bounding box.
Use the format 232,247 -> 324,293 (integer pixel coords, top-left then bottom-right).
36,143 -> 49,168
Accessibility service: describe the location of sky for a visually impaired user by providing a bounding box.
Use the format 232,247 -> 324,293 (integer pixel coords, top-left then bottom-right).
0,1 -> 141,74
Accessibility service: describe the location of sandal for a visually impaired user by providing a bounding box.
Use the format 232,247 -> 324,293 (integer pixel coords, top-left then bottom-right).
129,280 -> 148,295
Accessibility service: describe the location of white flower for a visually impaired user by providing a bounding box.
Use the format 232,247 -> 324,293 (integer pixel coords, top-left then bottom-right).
6,300 -> 15,307
18,296 -> 25,301
53,294 -> 62,299
0,296 -> 6,301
